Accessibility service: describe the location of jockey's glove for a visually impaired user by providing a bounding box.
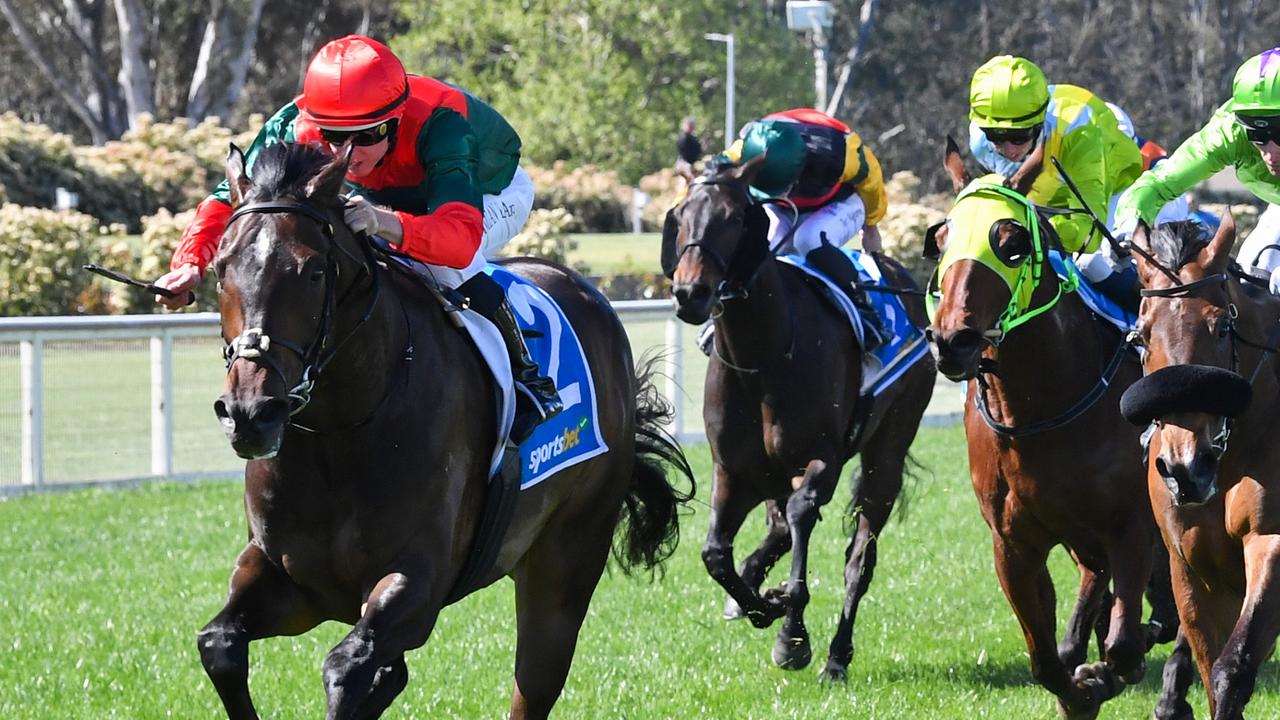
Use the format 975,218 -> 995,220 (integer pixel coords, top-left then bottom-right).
343,195 -> 382,236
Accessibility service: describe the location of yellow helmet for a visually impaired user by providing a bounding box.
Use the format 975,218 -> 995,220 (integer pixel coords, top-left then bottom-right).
969,56 -> 1050,130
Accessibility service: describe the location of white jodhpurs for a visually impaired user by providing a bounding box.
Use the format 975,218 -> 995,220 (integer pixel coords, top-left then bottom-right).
1080,191 -> 1192,281
1237,204 -> 1280,276
763,192 -> 867,255
418,165 -> 536,289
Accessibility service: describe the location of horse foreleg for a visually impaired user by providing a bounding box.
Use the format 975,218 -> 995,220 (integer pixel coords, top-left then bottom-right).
702,463 -> 784,629
991,534 -> 1100,718
723,500 -> 790,621
1058,559 -> 1108,673
198,542 -> 325,720
1154,629 -> 1196,720
1094,519 -> 1156,687
323,570 -> 439,720
1209,534 -> 1280,720
509,518 -> 614,720
772,456 -> 840,670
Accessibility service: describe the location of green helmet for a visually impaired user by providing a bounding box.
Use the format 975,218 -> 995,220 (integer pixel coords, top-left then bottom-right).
969,55 -> 1050,129
1226,48 -> 1280,115
739,119 -> 806,197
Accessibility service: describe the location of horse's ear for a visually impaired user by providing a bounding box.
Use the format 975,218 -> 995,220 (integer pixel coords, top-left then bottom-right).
1131,221 -> 1156,284
943,135 -> 972,194
730,153 -> 769,187
305,143 -> 352,201
661,207 -> 680,279
225,143 -> 251,207
1198,210 -> 1236,271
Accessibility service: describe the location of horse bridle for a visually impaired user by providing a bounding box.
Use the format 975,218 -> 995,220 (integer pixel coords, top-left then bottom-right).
1138,262 -> 1280,458
673,176 -> 799,302
221,199 -> 382,417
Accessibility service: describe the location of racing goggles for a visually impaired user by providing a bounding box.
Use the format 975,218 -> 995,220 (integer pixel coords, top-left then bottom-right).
982,125 -> 1040,145
320,119 -> 396,147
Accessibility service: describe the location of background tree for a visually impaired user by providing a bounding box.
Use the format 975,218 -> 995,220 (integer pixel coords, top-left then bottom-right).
394,0 -> 811,183
0,0 -> 403,144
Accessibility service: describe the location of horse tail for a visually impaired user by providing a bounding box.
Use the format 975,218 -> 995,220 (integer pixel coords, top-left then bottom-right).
614,353 -> 696,574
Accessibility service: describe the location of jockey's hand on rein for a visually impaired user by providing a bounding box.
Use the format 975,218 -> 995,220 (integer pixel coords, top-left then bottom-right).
343,195 -> 382,236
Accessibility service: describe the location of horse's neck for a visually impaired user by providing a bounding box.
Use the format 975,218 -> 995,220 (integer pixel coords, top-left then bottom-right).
713,260 -> 794,368
303,278 -> 412,415
979,293 -> 1108,413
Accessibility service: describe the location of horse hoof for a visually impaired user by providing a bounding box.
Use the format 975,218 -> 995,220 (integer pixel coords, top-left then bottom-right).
771,634 -> 812,670
1073,662 -> 1121,701
817,661 -> 848,683
723,597 -> 746,621
1152,700 -> 1195,720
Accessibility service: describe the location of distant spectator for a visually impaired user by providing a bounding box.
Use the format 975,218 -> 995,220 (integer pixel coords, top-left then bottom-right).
675,116 -> 702,178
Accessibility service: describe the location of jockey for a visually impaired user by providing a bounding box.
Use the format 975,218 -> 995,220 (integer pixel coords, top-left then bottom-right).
719,108 -> 889,349
153,34 -> 562,440
1115,48 -> 1280,292
967,55 -> 1147,306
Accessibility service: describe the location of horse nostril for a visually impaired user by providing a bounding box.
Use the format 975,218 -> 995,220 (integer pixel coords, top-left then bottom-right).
949,330 -> 982,356
674,286 -> 690,305
251,398 -> 290,428
1155,456 -> 1170,479
213,398 -> 235,431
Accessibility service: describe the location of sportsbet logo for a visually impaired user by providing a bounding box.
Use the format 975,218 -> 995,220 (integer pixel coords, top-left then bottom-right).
528,417 -> 589,474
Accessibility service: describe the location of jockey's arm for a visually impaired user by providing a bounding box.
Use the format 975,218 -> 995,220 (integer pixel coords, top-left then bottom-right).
1115,108 -> 1239,234
388,109 -> 485,269
167,104 -> 299,277
847,135 -> 887,226
1049,123 -> 1106,253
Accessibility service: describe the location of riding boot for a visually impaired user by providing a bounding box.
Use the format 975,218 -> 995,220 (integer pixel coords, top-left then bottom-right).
493,299 -> 564,445
806,244 -> 886,352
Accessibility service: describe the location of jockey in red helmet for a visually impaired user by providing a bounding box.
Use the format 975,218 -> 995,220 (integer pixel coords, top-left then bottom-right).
155,35 -> 561,440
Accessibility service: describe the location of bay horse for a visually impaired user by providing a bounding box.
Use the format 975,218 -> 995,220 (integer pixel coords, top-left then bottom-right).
664,157 -> 936,679
926,141 -> 1181,719
197,142 -> 694,720
1124,216 -> 1280,719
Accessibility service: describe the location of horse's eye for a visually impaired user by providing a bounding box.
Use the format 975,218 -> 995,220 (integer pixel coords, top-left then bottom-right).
310,268 -> 325,283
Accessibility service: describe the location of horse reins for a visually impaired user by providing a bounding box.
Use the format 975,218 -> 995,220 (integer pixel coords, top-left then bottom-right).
222,200 -> 384,418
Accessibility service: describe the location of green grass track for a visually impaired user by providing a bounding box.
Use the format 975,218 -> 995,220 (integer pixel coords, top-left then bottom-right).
2,426 -> 1275,718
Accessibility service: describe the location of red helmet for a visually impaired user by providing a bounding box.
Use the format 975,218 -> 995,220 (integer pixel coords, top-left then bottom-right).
299,35 -> 409,129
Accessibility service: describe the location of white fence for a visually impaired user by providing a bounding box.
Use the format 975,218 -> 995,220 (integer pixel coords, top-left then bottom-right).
0,300 -> 708,495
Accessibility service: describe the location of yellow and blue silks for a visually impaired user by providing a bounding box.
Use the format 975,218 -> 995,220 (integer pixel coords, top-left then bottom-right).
927,175 -> 1079,341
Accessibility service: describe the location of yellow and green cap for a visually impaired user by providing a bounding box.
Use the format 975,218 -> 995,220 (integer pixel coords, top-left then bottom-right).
969,55 -> 1050,130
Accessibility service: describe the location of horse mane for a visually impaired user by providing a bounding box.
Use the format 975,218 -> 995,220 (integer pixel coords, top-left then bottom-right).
1148,220 -> 1212,271
245,142 -> 335,203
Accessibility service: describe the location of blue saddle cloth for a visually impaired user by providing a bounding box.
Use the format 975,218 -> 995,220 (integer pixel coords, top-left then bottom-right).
487,267 -> 608,488
777,249 -> 931,396
1047,251 -> 1137,332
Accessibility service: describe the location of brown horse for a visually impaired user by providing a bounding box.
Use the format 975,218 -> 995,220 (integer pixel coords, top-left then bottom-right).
926,142 -> 1180,718
1125,216 -> 1280,719
664,157 -> 936,679
197,142 -> 694,720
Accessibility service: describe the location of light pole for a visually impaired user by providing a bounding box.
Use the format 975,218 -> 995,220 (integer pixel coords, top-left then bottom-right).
704,32 -> 735,149
786,1 -> 834,111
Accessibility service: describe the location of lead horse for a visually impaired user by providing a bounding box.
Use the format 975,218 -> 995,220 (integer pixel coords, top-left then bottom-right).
664,157 -> 936,678
198,142 -> 694,719
927,141 -> 1182,718
1124,216 -> 1280,719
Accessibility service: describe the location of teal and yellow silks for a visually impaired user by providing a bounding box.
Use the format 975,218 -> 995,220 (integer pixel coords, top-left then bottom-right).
926,176 -> 1079,342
